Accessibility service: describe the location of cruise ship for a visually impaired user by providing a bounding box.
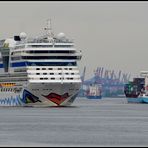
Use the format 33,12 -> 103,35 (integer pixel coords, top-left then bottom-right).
0,20 -> 82,106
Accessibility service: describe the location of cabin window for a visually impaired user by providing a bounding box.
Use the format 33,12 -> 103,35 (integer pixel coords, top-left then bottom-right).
27,45 -> 53,48
25,50 -> 75,53
54,45 -> 73,48
21,56 -> 79,60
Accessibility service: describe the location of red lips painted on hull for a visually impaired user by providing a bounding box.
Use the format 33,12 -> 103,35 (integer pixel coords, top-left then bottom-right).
42,93 -> 70,105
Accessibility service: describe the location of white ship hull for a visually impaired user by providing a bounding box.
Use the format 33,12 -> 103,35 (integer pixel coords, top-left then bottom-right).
0,82 -> 81,107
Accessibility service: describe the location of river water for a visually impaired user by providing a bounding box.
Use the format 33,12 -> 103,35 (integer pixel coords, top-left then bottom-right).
0,97 -> 148,147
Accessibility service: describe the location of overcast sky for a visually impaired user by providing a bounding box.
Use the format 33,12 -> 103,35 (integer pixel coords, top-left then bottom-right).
0,1 -> 148,79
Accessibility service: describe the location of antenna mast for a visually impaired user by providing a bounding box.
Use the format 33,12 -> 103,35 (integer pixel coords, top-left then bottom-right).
44,19 -> 54,39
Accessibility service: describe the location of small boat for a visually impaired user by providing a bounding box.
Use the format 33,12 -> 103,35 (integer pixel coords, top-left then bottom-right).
85,84 -> 102,99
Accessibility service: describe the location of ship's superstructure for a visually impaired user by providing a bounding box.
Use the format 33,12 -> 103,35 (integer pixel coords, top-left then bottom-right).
0,20 -> 82,106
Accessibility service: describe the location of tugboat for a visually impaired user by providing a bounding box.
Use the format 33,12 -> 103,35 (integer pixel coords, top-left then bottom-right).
85,83 -> 102,99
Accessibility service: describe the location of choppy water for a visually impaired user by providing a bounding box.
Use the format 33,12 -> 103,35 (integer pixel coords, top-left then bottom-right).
0,97 -> 148,147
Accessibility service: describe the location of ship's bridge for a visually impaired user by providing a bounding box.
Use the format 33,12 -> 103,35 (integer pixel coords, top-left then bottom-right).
10,39 -> 82,62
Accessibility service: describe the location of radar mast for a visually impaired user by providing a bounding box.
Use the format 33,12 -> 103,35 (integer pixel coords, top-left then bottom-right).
44,19 -> 54,42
